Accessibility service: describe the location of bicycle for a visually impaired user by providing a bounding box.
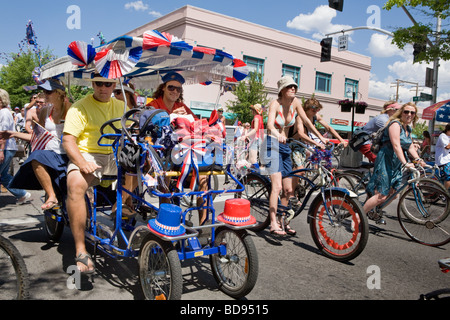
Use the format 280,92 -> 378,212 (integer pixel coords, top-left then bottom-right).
340,161 -> 450,247
43,113 -> 259,300
237,139 -> 369,262
419,257 -> 450,300
0,234 -> 30,300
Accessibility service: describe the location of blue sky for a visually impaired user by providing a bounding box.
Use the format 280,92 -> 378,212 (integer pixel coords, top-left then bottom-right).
0,0 -> 447,108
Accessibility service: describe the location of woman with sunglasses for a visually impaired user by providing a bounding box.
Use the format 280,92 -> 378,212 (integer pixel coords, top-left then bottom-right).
363,102 -> 425,224
147,72 -> 197,118
265,76 -> 327,236
114,83 -> 137,109
5,79 -> 70,210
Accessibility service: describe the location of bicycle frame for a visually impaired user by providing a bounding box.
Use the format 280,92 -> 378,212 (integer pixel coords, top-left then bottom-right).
88,130 -> 251,262
375,168 -> 434,219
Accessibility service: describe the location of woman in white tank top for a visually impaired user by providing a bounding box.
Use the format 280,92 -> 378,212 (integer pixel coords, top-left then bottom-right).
7,79 -> 71,210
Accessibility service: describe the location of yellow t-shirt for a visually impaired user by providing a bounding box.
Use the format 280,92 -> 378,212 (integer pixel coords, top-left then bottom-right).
64,94 -> 127,154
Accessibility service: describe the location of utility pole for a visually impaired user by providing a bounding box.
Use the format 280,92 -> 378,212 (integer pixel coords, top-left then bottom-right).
390,79 -> 419,102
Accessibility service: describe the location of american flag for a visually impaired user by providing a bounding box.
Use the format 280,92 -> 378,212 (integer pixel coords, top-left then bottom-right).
30,121 -> 56,152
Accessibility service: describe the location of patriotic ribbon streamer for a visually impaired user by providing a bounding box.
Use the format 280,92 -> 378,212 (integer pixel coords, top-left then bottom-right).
172,140 -> 207,191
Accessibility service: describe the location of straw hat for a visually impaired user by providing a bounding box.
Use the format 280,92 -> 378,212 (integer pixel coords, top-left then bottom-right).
250,104 -> 263,115
88,73 -> 119,83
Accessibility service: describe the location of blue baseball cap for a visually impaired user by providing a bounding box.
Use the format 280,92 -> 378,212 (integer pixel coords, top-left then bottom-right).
38,79 -> 65,92
161,72 -> 185,85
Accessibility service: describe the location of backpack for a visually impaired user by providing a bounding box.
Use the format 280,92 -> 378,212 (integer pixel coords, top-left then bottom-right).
370,126 -> 386,155
349,127 -> 371,152
139,109 -> 171,142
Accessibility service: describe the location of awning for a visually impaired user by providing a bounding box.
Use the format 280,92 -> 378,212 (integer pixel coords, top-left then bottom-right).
190,108 -> 234,120
329,124 -> 364,133
422,99 -> 450,121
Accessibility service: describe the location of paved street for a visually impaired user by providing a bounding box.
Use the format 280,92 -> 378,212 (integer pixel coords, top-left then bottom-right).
1,170 -> 449,303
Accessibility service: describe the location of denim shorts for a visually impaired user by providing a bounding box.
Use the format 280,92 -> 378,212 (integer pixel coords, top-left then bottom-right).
261,136 -> 292,177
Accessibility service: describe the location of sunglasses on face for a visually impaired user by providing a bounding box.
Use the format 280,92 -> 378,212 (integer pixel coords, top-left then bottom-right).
113,90 -> 123,96
95,81 -> 114,88
167,85 -> 183,93
286,85 -> 297,91
403,110 -> 416,116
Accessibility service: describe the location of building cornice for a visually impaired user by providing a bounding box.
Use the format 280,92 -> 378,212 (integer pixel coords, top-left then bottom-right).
133,9 -> 371,72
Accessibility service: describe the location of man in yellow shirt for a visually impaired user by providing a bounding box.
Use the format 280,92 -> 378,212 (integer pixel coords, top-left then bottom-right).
63,74 -> 125,274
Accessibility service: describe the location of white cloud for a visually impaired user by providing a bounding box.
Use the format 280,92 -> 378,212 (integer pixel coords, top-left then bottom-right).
287,5 -> 353,42
124,1 -> 161,18
367,34 -> 403,58
149,10 -> 162,19
125,1 -> 149,11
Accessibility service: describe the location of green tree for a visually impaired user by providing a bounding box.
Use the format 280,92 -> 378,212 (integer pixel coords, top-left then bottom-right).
226,72 -> 270,124
0,48 -> 55,108
384,0 -> 450,63
412,120 -> 428,138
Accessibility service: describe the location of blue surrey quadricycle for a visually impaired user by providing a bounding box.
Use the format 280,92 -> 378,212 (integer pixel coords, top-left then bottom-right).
38,30 -> 258,300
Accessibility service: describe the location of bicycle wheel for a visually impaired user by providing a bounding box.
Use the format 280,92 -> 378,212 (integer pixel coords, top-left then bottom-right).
398,179 -> 450,247
420,288 -> 450,300
210,228 -> 259,299
309,189 -> 369,262
138,233 -> 183,300
335,171 -> 370,204
0,235 -> 30,300
237,173 -> 271,232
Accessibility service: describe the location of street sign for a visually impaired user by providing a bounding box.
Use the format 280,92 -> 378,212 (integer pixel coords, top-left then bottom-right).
413,93 -> 433,102
420,92 -> 433,101
338,35 -> 348,51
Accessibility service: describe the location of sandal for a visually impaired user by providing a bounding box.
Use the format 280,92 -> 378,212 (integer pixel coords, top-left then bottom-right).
75,253 -> 95,275
270,228 -> 287,237
41,200 -> 59,211
285,225 -> 297,236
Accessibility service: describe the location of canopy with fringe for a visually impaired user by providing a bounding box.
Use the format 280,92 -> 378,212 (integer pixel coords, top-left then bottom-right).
39,30 -> 248,89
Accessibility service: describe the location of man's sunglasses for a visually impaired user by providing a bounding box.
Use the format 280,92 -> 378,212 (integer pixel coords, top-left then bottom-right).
95,81 -> 115,88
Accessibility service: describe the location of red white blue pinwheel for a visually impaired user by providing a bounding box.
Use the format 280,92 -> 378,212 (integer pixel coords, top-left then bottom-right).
95,46 -> 143,79
143,30 -> 192,51
67,41 -> 96,67
226,59 -> 249,82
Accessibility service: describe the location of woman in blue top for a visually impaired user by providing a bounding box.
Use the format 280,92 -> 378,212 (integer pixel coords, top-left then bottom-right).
364,102 -> 425,224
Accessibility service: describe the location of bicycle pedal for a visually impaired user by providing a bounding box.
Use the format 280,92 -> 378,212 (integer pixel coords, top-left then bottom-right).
286,209 -> 295,223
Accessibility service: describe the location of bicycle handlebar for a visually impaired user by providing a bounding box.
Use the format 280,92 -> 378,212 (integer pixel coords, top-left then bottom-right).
286,138 -> 335,154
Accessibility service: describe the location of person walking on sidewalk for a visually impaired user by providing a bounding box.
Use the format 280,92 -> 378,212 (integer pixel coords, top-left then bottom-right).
0,89 -> 31,204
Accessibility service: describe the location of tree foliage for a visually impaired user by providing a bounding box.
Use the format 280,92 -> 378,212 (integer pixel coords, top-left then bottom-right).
0,48 -> 55,108
384,0 -> 450,63
226,72 -> 270,124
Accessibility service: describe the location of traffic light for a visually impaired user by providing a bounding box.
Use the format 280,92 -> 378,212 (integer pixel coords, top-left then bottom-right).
413,43 -> 426,63
320,38 -> 332,62
329,0 -> 344,11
